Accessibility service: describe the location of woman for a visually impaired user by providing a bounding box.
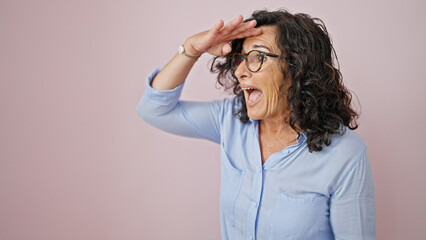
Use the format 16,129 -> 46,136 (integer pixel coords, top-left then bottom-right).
138,9 -> 376,240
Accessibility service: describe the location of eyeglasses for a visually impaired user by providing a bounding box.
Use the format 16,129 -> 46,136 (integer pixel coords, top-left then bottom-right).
231,50 -> 280,73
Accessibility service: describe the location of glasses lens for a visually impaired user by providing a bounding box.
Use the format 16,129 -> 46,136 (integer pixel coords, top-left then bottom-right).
247,51 -> 263,72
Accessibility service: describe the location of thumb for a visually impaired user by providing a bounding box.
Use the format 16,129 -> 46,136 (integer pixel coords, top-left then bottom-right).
221,43 -> 232,56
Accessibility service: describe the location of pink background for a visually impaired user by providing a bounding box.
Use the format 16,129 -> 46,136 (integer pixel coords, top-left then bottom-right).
1,0 -> 425,239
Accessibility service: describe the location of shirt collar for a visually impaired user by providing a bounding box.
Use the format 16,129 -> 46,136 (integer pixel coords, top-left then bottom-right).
297,131 -> 307,145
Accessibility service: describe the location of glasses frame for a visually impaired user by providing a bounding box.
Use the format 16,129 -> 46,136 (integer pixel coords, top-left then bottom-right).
231,50 -> 280,73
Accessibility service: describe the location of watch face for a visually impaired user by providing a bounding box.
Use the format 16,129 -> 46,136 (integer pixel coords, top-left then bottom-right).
178,45 -> 184,54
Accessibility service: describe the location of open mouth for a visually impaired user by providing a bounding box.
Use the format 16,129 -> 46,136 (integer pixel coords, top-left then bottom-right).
242,87 -> 263,107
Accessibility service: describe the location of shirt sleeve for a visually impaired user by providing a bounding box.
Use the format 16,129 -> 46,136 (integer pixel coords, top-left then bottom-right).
329,149 -> 376,239
136,67 -> 222,143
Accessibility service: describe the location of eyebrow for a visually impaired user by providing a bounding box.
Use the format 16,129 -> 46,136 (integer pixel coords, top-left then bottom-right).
253,44 -> 272,52
242,44 -> 272,54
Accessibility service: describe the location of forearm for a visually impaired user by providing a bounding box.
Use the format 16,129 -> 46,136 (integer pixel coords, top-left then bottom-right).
151,43 -> 201,90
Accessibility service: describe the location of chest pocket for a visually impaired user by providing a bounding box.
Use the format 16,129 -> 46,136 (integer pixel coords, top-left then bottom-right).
219,146 -> 244,227
269,191 -> 333,240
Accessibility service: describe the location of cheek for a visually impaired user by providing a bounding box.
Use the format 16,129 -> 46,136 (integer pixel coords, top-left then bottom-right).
263,67 -> 283,111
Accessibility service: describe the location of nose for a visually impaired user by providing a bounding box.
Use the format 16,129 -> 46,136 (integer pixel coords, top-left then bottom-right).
234,59 -> 252,81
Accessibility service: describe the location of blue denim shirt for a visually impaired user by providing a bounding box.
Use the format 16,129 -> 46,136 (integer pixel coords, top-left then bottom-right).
137,68 -> 376,240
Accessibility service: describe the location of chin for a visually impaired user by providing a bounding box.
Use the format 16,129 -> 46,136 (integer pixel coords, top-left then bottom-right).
247,109 -> 265,120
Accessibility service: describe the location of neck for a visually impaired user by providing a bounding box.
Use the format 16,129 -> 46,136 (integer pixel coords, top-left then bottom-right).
259,115 -> 298,137
258,114 -> 300,164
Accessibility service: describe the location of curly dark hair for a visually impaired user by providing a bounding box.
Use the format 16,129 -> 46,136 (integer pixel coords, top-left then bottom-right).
210,9 -> 359,152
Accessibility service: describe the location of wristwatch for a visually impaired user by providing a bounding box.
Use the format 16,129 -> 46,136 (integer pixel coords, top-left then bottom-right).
178,44 -> 200,60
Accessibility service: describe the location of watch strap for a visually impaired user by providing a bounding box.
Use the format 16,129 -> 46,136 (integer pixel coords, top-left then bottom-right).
178,44 -> 200,60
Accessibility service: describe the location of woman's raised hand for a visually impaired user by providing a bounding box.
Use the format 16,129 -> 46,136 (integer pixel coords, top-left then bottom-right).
184,15 -> 263,57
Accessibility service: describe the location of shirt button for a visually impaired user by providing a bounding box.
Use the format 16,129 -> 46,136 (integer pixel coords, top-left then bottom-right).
249,235 -> 254,240
253,202 -> 258,207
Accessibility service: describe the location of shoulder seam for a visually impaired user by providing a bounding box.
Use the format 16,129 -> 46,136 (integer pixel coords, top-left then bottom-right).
330,145 -> 367,197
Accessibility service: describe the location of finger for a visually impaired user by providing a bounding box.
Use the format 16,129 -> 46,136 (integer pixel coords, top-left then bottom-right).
229,27 -> 263,40
211,19 -> 224,34
205,19 -> 224,45
220,15 -> 244,35
241,19 -> 257,29
227,20 -> 257,37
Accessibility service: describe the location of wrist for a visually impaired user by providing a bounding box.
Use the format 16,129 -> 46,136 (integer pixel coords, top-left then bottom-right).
182,41 -> 203,58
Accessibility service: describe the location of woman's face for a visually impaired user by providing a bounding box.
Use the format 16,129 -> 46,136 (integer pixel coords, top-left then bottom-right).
235,26 -> 288,121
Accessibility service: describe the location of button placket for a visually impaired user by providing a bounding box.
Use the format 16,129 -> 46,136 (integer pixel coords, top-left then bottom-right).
246,169 -> 263,240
